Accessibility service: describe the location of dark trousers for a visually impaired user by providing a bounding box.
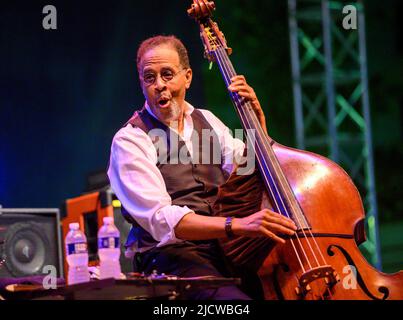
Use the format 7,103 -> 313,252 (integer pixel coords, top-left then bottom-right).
133,241 -> 252,300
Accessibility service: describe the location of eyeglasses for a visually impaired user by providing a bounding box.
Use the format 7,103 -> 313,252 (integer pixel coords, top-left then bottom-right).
141,68 -> 187,86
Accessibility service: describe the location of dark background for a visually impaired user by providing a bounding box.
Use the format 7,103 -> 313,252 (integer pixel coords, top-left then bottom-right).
1,1 -> 402,270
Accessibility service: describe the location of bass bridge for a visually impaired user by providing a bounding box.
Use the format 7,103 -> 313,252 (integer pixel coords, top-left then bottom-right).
295,265 -> 340,298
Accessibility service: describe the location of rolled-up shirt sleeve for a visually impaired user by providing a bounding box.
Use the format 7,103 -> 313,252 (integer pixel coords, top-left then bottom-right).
107,125 -> 193,247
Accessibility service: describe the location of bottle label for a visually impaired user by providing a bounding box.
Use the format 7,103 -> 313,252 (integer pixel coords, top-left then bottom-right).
98,237 -> 119,249
66,242 -> 88,255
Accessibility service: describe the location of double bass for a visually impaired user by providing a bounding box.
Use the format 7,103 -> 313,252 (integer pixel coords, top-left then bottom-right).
187,0 -> 403,300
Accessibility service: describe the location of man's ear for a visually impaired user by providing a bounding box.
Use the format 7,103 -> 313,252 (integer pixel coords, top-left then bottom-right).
185,68 -> 193,89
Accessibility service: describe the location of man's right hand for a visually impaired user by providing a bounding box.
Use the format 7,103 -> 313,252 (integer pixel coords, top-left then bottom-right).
232,209 -> 297,244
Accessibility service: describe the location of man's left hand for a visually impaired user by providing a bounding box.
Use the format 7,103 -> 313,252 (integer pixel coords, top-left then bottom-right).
228,75 -> 268,134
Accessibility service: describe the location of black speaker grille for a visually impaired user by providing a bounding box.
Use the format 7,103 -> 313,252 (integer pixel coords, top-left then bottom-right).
0,209 -> 63,278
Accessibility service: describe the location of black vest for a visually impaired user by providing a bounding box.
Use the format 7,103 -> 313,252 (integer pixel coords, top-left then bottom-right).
122,107 -> 227,249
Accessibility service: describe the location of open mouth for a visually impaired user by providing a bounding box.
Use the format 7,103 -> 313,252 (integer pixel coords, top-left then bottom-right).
157,97 -> 171,108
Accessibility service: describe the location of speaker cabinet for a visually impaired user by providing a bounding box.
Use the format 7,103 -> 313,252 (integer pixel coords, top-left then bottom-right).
62,189 -> 132,275
0,208 -> 63,278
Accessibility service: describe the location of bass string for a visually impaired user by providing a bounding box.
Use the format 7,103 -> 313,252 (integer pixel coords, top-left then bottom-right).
212,42 -> 328,271
214,46 -> 334,299
211,46 -> 309,271
217,44 -> 327,266
221,45 -> 329,268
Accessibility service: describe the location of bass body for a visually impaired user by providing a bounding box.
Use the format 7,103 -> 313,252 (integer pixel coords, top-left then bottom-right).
214,142 -> 403,300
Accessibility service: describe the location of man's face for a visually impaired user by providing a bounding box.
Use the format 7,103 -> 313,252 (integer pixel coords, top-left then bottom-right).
139,45 -> 192,125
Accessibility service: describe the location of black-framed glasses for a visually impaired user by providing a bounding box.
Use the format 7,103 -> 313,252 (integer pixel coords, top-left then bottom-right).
141,68 -> 187,86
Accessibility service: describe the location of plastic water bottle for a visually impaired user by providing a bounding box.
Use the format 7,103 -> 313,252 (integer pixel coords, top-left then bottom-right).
98,217 -> 121,279
65,223 -> 90,285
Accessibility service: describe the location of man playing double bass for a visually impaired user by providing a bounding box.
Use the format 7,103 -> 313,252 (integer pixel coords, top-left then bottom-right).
107,35 -> 297,300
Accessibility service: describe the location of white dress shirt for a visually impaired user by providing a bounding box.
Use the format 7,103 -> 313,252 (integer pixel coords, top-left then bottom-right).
107,101 -> 245,256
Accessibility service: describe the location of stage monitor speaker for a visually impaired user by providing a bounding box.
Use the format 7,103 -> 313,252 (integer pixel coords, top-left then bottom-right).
0,208 -> 63,279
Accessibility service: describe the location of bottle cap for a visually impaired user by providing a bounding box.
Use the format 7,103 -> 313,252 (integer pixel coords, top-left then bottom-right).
103,217 -> 114,225
69,222 -> 79,230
